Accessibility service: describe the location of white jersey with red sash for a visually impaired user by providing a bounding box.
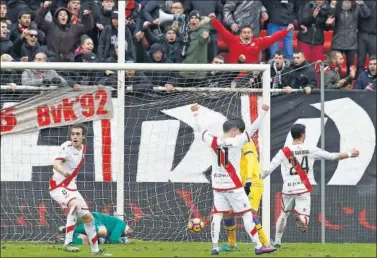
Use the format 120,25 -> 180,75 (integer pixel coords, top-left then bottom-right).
192,109 -> 267,191
49,141 -> 86,191
263,144 -> 339,195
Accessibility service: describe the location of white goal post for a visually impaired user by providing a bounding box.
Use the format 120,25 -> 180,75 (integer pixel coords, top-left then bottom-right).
1,61 -> 274,241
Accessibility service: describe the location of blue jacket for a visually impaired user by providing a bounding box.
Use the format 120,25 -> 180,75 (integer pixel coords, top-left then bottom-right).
355,70 -> 377,90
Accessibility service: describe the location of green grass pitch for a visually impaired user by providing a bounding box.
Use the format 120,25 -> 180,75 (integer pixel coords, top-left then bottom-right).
1,241 -> 376,257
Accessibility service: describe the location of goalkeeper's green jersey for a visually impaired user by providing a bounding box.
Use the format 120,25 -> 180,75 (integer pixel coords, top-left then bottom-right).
74,212 -> 126,244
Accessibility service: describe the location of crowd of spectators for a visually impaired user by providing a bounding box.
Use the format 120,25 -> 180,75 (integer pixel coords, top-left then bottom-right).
0,0 -> 376,91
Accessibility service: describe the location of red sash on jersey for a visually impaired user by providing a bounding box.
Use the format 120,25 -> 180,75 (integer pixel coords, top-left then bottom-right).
281,146 -> 312,192
49,145 -> 86,191
211,137 -> 242,189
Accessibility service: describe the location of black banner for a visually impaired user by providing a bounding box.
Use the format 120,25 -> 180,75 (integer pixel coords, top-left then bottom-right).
1,91 -> 376,243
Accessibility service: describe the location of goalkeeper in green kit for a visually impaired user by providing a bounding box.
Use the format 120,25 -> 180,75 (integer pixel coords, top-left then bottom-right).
58,212 -> 131,245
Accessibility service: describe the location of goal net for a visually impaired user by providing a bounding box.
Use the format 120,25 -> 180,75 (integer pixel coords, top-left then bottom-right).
0,62 -> 272,243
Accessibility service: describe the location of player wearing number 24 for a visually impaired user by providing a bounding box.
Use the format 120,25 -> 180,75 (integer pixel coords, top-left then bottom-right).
49,123 -> 111,256
262,123 -> 359,248
191,103 -> 276,255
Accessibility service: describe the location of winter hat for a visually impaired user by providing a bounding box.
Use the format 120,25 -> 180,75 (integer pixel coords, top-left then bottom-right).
111,10 -> 119,19
150,43 -> 165,54
189,10 -> 201,20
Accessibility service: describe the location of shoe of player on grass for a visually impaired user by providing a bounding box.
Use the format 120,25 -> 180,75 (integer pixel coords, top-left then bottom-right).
63,243 -> 80,252
92,249 -> 112,256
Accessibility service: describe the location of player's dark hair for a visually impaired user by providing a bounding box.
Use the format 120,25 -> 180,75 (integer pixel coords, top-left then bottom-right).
274,50 -> 284,57
370,55 -> 376,62
223,118 -> 245,133
68,123 -> 87,136
291,124 -> 306,139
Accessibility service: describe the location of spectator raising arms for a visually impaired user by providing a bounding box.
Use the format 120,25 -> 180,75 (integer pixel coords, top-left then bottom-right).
297,0 -> 334,64
209,13 -> 293,64
36,1 -> 94,62
11,28 -> 58,62
324,50 -> 356,89
329,0 -> 370,74
9,10 -> 45,44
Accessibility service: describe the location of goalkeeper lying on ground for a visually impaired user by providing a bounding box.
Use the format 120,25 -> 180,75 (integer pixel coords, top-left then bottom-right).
220,140 -> 270,252
58,212 -> 131,245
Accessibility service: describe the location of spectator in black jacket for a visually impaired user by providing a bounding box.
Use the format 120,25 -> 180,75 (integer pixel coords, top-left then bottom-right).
11,28 -> 58,61
1,1 -> 11,25
357,0 -> 376,75
355,56 -> 377,91
9,10 -> 45,44
141,0 -> 173,29
206,55 -> 240,88
36,2 -> 94,62
62,52 -> 100,89
97,10 -> 136,61
286,50 -> 315,94
95,0 -> 116,29
98,60 -> 153,91
136,42 -> 177,86
269,50 -> 291,89
0,20 -> 12,55
329,0 -> 370,74
262,0 -> 299,60
6,0 -> 42,23
184,0 -> 223,62
144,25 -> 184,63
297,1 -> 333,64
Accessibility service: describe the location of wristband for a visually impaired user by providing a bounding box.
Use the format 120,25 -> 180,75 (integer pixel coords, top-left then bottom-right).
347,152 -> 352,158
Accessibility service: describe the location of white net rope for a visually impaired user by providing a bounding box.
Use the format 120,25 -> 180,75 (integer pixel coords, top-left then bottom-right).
0,67 -> 266,243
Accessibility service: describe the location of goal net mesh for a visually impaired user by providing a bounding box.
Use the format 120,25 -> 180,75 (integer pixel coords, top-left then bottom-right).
0,67 -> 265,243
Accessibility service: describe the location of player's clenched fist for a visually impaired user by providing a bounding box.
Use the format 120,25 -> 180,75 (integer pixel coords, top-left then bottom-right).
191,104 -> 199,112
349,148 -> 360,158
261,104 -> 269,112
286,24 -> 294,32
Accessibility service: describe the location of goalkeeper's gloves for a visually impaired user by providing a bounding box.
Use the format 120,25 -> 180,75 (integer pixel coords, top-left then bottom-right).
244,182 -> 252,196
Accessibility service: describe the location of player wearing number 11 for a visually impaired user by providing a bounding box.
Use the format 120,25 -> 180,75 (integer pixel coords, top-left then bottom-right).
262,124 -> 359,248
191,104 -> 275,255
49,124 -> 111,256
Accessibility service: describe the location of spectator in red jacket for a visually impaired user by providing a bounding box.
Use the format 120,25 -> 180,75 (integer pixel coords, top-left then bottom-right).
209,14 -> 293,64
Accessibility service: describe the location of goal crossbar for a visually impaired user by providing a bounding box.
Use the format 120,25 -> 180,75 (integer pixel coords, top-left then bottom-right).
0,62 -> 270,72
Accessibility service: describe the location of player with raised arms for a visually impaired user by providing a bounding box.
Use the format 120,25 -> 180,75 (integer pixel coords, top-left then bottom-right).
190,103 -> 275,255
49,123 -> 111,256
220,127 -> 270,252
262,123 -> 360,248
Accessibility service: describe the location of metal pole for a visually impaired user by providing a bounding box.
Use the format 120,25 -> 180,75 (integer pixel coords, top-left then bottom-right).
320,61 -> 326,243
116,1 -> 126,221
261,68 -> 271,240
